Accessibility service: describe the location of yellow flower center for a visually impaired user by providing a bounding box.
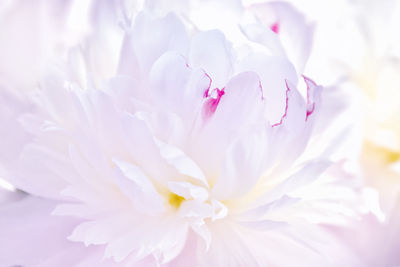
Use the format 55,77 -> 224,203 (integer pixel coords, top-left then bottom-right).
168,192 -> 185,209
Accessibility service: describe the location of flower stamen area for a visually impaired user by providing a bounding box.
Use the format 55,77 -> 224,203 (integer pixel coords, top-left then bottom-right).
168,192 -> 185,209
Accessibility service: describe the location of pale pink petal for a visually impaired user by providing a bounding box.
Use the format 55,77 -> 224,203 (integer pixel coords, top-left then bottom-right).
190,71 -> 265,181
9,144 -> 71,199
68,214 -> 135,246
212,127 -> 269,200
119,112 -> 177,184
188,30 -> 234,88
254,160 -> 331,207
211,71 -> 265,127
0,195 -> 80,266
247,1 -> 314,74
168,181 -> 209,201
165,230 -> 198,267
129,12 -> 189,74
149,51 -> 211,128
104,216 -> 188,263
113,158 -> 165,215
0,87 -> 33,174
156,139 -> 208,187
236,54 -> 298,124
133,110 -> 187,147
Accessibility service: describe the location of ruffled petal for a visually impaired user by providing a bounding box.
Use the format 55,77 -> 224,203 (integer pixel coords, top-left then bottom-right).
188,30 -> 234,88
190,71 -> 265,181
149,51 -> 211,128
212,126 -> 269,200
236,54 -> 298,124
128,12 -> 189,75
246,1 -> 314,74
113,159 -> 165,215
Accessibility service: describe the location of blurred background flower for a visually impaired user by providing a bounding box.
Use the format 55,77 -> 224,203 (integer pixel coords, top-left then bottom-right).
243,0 -> 400,265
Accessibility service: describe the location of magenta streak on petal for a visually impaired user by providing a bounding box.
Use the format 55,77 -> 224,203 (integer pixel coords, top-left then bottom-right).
272,80 -> 290,127
203,71 -> 212,98
270,21 -> 280,34
302,75 -> 318,120
203,88 -> 210,98
202,88 -> 225,120
306,103 -> 315,119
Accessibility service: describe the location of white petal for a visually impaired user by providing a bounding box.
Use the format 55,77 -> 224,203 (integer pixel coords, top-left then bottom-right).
10,144 -> 70,200
179,200 -> 213,220
168,181 -> 209,202
236,54 -> 298,124
188,30 -> 234,88
239,195 -> 300,221
191,222 -> 212,251
68,214 -> 133,246
130,12 -> 189,74
104,217 -> 188,263
212,126 -> 268,200
246,2 -> 314,74
113,158 -> 165,215
211,199 -> 229,221
155,139 -> 208,187
238,220 -> 287,231
134,110 -> 187,147
256,160 -> 331,206
149,51 -> 211,127
119,112 -> 175,184
210,71 -> 265,127
190,72 -> 265,182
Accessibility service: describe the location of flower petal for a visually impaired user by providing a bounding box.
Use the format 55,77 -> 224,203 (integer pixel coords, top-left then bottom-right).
149,51 -> 211,127
0,195 -> 80,266
188,30 -> 234,88
168,181 -> 209,202
190,71 -> 265,182
212,126 -> 269,200
246,2 -> 314,74
113,158 -> 165,215
104,216 -> 188,263
236,54 -> 298,124
156,139 -> 208,187
129,12 -> 189,74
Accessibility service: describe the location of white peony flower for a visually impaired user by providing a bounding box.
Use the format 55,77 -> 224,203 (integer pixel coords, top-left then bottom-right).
0,1 -> 367,266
